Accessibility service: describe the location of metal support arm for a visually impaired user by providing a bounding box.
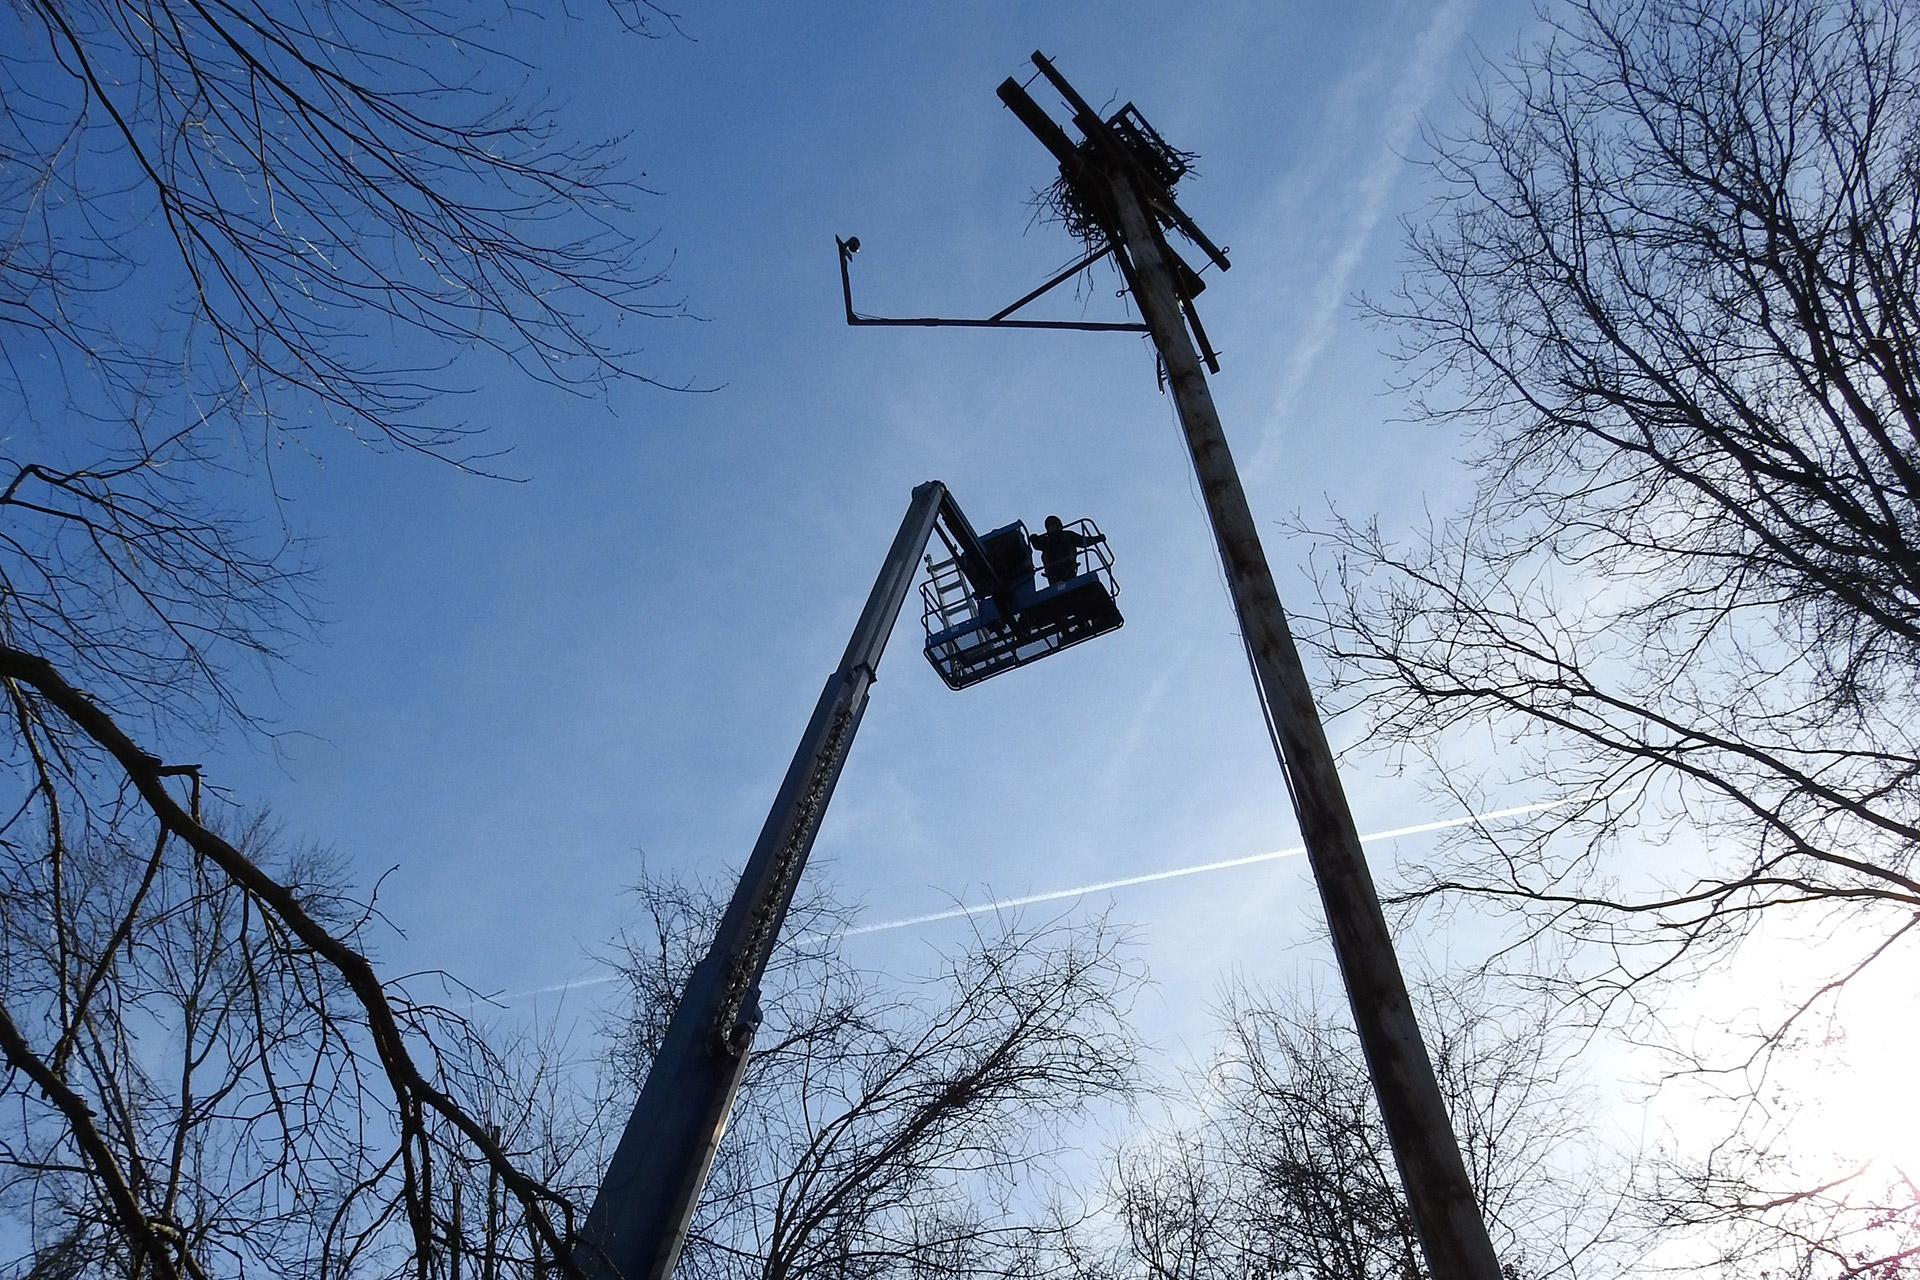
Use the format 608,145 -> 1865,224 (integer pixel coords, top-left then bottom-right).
836,236 -> 1147,333
575,482 -> 950,1280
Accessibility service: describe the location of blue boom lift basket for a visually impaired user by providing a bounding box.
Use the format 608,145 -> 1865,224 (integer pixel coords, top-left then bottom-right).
921,517 -> 1122,689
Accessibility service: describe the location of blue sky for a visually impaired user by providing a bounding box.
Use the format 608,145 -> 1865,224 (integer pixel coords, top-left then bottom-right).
196,0 -> 1547,1051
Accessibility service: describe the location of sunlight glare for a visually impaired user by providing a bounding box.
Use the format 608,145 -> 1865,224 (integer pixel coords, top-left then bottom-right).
1815,962 -> 1920,1175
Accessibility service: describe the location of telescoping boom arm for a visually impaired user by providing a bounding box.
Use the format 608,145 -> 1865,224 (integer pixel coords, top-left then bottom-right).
576,481 -> 989,1280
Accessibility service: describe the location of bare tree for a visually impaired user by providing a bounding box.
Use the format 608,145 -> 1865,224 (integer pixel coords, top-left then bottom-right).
0,1 -> 686,1274
1298,0 -> 1920,1269
1105,978 -> 1631,1280
2,0 -> 684,729
1641,1130 -> 1920,1278
603,871 -> 1146,1280
0,805 -> 605,1280
1304,0 -> 1920,1122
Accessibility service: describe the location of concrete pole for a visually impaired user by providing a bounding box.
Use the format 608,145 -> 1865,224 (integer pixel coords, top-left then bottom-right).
1103,169 -> 1505,1280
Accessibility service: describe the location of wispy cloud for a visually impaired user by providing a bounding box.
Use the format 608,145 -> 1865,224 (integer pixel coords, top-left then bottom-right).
1248,0 -> 1475,480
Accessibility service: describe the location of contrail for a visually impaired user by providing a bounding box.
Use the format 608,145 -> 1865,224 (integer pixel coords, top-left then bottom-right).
831,795 -> 1582,938
482,969 -> 623,1003
476,796 -> 1587,1006
1248,0 -> 1474,480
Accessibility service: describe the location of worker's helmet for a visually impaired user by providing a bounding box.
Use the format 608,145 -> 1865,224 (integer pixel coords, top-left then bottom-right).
1045,515 -> 1065,532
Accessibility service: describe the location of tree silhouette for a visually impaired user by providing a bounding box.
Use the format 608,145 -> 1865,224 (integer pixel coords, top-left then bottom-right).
1306,0 -> 1920,1269
1106,979 -> 1625,1280
604,873 -> 1145,1280
1,1 -> 685,1274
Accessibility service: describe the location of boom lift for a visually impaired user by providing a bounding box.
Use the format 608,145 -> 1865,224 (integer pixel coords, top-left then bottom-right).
921,505 -> 1121,689
575,481 -> 1121,1280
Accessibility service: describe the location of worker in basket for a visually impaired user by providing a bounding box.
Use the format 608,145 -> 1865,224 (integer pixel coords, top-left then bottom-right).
1029,515 -> 1105,588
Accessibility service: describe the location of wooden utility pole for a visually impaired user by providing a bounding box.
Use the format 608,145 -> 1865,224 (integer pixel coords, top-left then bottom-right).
997,55 -> 1505,1280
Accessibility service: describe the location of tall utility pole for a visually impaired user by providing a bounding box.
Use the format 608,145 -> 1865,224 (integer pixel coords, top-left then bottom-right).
995,55 -> 1505,1280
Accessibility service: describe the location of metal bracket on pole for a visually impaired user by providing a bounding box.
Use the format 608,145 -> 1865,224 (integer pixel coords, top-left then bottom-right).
835,235 -> 1148,333
1025,54 -> 1232,277
991,70 -> 1227,372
